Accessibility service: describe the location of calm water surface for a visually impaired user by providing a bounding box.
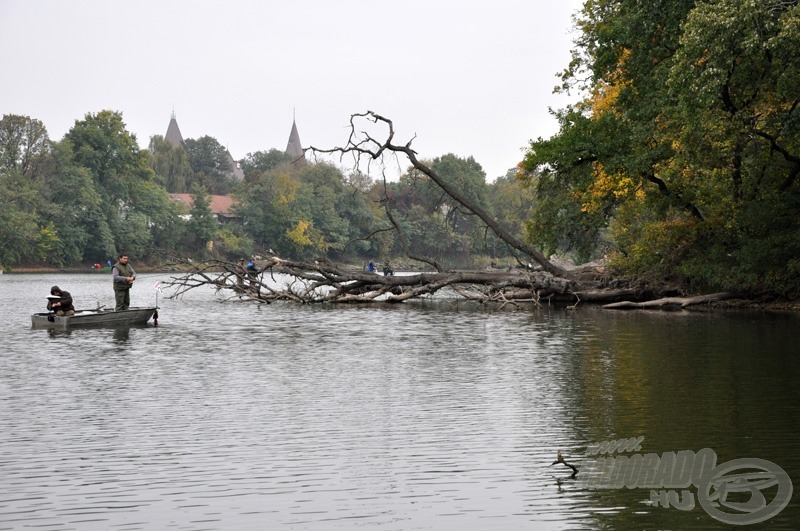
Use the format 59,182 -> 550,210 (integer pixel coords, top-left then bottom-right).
1,273 -> 799,530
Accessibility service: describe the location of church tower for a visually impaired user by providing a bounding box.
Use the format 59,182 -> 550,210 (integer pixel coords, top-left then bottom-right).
285,115 -> 306,166
225,148 -> 245,181
165,111 -> 184,148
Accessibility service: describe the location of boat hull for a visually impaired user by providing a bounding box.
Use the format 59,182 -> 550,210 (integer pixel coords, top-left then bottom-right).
31,307 -> 157,329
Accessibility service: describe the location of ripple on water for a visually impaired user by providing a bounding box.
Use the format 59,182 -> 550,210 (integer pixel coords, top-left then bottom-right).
1,274 -> 799,529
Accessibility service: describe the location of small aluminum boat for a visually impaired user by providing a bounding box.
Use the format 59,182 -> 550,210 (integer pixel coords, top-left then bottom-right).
31,307 -> 158,329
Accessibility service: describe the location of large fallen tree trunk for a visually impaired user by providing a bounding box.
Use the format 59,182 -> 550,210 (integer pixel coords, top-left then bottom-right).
164,257 -> 583,305
164,111 -> 743,310
163,257 -> 739,309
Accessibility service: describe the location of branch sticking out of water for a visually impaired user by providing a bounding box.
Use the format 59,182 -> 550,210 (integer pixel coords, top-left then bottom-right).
551,450 -> 579,477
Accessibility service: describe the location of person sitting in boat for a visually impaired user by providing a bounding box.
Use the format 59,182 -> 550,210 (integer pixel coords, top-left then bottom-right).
383,261 -> 394,276
47,286 -> 75,316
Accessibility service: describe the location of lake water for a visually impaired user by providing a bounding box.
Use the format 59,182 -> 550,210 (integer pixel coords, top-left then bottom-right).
1,273 -> 799,530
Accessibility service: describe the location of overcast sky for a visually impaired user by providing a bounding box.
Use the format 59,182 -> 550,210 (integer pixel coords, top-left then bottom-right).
1,0 -> 583,180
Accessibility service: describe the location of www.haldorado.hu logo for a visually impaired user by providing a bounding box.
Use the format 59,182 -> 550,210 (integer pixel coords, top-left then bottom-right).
574,437 -> 793,525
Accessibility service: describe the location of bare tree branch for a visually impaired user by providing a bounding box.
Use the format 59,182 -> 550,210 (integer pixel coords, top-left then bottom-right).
307,111 -> 566,276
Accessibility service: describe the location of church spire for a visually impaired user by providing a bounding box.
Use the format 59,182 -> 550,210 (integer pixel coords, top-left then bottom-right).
285,112 -> 306,166
165,112 -> 184,148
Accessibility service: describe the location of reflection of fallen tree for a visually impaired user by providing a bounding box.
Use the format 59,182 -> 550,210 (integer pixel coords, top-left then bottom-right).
163,257 -> 690,308
602,292 -> 737,310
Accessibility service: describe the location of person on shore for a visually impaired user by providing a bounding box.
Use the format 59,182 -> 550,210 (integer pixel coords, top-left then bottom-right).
47,286 -> 75,316
246,258 -> 259,291
112,253 -> 136,311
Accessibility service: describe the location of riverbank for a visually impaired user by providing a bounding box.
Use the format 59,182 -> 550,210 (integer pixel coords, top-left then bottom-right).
5,264 -> 190,274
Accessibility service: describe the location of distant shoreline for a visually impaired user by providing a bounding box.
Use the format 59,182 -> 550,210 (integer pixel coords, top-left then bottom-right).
4,265 -> 182,274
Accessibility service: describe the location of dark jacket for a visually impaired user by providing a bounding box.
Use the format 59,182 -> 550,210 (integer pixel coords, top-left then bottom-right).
47,288 -> 75,312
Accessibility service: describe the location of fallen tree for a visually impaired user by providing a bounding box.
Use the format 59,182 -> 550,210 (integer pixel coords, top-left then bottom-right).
164,112 -> 737,310
164,256 -> 581,307
164,254 -> 708,309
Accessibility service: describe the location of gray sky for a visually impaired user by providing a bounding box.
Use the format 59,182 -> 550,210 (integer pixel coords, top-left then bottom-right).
0,0 -> 582,180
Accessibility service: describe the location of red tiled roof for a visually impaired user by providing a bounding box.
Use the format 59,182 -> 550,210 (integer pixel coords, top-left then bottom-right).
169,193 -> 238,216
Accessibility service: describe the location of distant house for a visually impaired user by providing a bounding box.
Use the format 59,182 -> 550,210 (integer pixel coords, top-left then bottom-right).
169,193 -> 240,223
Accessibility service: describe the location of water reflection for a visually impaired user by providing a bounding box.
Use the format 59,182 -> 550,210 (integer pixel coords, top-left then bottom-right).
43,324 -> 151,342
46,327 -> 72,338
112,325 -> 130,341
1,274 -> 798,529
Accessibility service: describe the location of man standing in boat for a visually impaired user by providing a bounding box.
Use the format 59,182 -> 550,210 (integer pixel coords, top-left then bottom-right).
112,253 -> 136,311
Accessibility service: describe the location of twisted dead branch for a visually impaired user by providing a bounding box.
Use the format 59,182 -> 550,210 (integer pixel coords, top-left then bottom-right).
306,111 -> 566,276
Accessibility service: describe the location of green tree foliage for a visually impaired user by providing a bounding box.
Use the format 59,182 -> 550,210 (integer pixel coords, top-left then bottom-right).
240,149 -> 292,181
522,0 -> 800,296
235,162 -> 299,254
430,154 -> 487,235
40,143 -> 108,264
235,161 -> 384,261
0,169 -> 46,266
485,169 -> 546,261
187,183 -> 218,255
148,134 -> 193,192
66,110 -> 147,202
0,115 -> 66,266
216,225 -> 254,259
65,110 -> 178,261
184,136 -> 234,195
387,154 -> 489,265
0,114 -> 51,177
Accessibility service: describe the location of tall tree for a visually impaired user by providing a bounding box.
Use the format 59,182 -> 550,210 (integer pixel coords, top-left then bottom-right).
240,149 -> 292,181
66,110 -> 147,202
0,114 -> 51,177
65,110 -> 174,261
521,0 -> 800,295
485,169 -> 542,261
0,115 -> 59,266
39,141 -> 110,264
188,183 -> 218,255
148,134 -> 193,192
0,170 -> 48,266
184,136 -> 234,194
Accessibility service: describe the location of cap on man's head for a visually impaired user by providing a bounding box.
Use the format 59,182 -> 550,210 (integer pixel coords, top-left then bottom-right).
50,286 -> 61,295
